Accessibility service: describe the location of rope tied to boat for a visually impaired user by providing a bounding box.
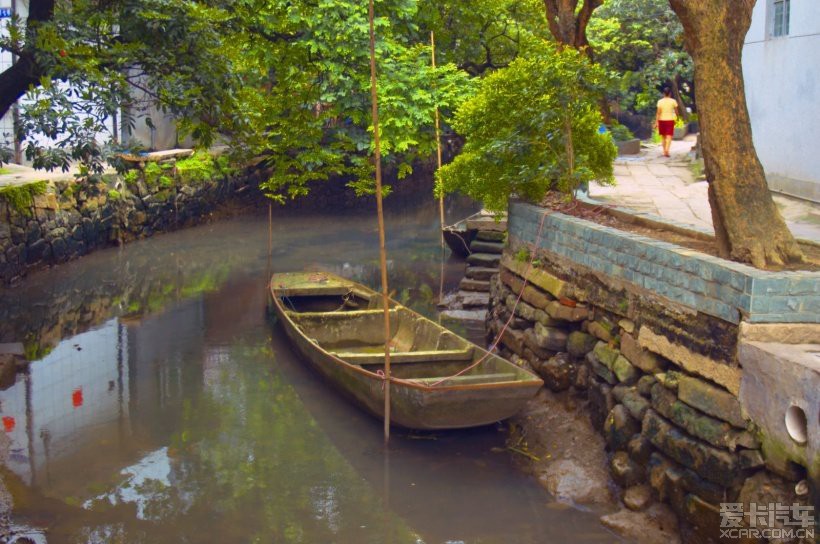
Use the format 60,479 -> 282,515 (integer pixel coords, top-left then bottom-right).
376,369 -> 387,391
429,208 -> 551,387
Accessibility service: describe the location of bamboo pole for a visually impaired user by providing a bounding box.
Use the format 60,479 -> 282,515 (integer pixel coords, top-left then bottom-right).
368,0 -> 392,444
431,31 -> 445,236
431,31 -> 446,305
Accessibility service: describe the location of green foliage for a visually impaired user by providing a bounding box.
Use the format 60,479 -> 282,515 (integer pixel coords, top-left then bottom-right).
236,0 -> 476,200
118,151 -> 235,191
609,123 -> 635,142
0,181 -> 48,215
142,162 -> 170,188
588,0 -> 693,116
439,42 -> 615,211
176,151 -> 221,184
107,189 -> 122,201
514,247 -> 530,263
23,334 -> 53,361
122,170 -> 139,185
2,0 -> 484,201
4,0 -> 240,174
415,0 -> 546,75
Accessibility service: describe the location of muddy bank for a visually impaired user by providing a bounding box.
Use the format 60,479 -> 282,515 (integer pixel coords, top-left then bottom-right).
509,389 -> 680,544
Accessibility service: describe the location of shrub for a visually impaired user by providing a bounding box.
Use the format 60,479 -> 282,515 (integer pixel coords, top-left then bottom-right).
439,42 -> 615,211
609,123 -> 635,142
176,151 -> 218,184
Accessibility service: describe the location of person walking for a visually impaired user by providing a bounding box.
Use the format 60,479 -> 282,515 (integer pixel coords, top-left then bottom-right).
656,88 -> 679,158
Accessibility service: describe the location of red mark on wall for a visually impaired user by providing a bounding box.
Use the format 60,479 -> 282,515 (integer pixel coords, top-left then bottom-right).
72,388 -> 83,408
2,416 -> 15,433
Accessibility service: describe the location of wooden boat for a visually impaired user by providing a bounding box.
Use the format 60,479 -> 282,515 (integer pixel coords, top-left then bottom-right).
269,271 -> 542,430
442,210 -> 507,257
442,216 -> 475,258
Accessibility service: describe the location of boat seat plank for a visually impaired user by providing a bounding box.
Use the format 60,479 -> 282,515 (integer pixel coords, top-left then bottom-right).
410,372 -> 518,385
288,309 -> 397,319
332,348 -> 473,365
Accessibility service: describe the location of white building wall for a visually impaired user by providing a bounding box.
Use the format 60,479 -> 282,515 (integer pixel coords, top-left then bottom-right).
0,2 -> 184,163
743,0 -> 820,202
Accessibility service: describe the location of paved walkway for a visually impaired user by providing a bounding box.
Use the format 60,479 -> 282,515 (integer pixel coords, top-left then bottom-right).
0,163 -> 84,188
589,136 -> 820,243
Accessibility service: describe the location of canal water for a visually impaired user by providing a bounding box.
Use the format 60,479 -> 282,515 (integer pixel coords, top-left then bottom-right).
0,200 -> 622,543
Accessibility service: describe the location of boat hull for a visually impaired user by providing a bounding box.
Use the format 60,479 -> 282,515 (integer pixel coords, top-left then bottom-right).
270,273 -> 542,430
442,226 -> 474,258
441,211 -> 507,258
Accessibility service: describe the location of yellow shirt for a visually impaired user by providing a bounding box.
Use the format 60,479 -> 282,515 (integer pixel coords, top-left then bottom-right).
657,97 -> 678,121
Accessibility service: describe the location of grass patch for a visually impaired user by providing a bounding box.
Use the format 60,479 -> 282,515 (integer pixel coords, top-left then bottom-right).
689,158 -> 705,180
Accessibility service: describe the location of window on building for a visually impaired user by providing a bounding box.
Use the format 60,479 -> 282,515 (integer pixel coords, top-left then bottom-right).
772,0 -> 790,37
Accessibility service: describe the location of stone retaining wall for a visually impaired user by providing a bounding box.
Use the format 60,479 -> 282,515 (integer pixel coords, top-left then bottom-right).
0,166 -> 261,285
0,156 -> 439,286
491,201 -> 817,543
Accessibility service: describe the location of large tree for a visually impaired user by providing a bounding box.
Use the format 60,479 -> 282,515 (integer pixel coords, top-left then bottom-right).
542,0 -> 603,51
415,0 -> 545,76
0,0 -> 474,196
668,0 -> 802,268
0,0 -> 243,170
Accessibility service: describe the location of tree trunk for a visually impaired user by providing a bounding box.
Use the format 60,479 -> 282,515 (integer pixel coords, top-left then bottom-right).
0,56 -> 42,120
542,0 -> 603,52
668,0 -> 802,268
542,1 -> 609,120
0,0 -> 55,120
669,76 -> 687,122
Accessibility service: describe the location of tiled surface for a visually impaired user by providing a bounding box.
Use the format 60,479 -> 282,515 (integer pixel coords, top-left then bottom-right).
510,201 -> 820,324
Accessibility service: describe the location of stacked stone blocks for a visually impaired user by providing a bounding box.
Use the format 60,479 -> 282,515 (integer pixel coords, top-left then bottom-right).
489,247 -> 814,542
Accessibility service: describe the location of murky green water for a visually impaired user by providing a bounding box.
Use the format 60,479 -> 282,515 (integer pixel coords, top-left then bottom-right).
0,200 -> 621,543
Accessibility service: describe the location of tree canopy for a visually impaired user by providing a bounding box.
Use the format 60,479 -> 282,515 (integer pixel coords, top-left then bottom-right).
588,0 -> 694,117
1,0 -> 476,197
439,42 -> 615,211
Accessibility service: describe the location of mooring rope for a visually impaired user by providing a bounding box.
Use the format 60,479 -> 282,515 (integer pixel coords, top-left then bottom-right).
427,208 -> 550,387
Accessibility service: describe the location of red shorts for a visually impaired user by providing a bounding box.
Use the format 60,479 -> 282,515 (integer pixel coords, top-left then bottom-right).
658,120 -> 675,137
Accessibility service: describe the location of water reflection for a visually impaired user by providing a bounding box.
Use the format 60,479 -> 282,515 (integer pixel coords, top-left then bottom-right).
0,201 -> 621,543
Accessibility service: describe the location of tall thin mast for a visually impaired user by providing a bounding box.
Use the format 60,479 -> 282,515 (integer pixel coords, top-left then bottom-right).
368,0 -> 392,444
431,31 -> 444,234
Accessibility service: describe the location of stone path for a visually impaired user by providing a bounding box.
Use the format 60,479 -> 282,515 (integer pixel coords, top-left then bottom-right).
0,163 -> 84,188
589,136 -> 820,243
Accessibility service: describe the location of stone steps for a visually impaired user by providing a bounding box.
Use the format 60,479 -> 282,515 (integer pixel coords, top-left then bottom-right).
476,230 -> 505,242
467,252 -> 501,268
459,278 -> 490,292
465,266 -> 498,281
460,291 -> 490,308
470,240 -> 504,254
440,224 -> 506,323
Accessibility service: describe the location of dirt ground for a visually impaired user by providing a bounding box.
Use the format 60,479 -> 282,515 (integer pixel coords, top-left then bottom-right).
508,388 -> 682,544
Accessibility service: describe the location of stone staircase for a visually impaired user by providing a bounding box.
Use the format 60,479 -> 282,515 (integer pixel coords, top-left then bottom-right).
440,225 -> 506,321
460,231 -> 505,292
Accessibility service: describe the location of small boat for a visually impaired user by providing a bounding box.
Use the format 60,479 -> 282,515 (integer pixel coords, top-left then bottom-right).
269,271 -> 542,430
442,210 -> 507,257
